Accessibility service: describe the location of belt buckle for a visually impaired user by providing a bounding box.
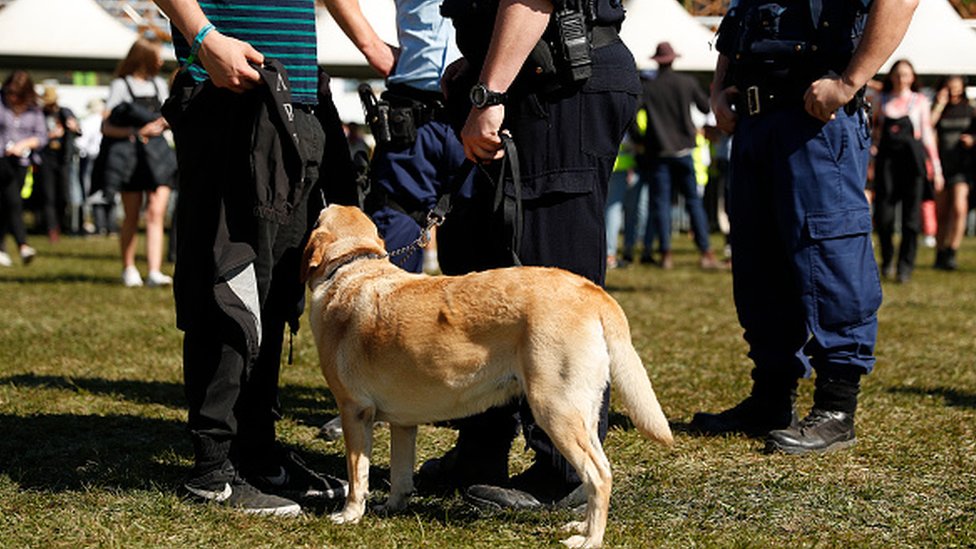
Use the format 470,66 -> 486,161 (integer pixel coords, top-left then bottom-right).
746,85 -> 761,116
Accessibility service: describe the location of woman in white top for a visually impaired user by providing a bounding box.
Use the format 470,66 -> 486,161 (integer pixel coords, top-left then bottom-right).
101,38 -> 175,288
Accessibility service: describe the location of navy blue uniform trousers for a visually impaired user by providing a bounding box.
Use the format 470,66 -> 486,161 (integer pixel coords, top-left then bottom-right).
438,40 -> 639,485
729,106 -> 882,382
370,119 -> 468,273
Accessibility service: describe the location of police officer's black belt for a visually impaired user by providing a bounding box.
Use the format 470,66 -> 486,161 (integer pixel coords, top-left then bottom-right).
737,83 -> 865,117
383,84 -> 449,126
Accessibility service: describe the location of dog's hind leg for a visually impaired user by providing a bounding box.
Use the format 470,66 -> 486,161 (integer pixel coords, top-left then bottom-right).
374,424 -> 417,515
330,403 -> 375,524
527,395 -> 612,548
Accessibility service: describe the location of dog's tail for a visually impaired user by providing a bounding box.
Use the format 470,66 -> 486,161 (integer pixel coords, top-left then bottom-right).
602,298 -> 673,446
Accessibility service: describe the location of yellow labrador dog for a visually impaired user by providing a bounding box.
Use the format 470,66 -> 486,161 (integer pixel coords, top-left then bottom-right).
302,204 -> 672,548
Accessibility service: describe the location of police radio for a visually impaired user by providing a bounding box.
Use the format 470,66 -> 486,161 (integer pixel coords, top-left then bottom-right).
554,0 -> 592,82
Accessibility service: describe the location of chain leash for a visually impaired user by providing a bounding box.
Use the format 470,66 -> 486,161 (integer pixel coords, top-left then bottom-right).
388,210 -> 446,267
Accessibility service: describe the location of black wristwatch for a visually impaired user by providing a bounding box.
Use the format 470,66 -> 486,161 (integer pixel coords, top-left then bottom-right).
469,82 -> 507,109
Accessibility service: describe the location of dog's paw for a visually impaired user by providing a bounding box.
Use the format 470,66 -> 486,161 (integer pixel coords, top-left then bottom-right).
561,535 -> 599,549
560,521 -> 587,534
329,509 -> 363,525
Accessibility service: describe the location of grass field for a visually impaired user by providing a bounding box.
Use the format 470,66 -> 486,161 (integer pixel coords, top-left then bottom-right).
0,232 -> 974,548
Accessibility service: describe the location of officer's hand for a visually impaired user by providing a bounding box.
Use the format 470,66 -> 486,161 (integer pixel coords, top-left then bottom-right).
711,86 -> 738,134
197,30 -> 264,93
804,74 -> 857,123
364,42 -> 399,78
461,105 -> 505,163
933,172 -> 945,193
441,58 -> 470,99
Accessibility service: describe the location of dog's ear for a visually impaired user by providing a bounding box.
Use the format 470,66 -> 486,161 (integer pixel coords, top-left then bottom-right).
301,231 -> 329,284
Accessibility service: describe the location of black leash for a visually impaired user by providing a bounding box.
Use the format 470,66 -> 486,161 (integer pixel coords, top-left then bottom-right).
492,134 -> 522,266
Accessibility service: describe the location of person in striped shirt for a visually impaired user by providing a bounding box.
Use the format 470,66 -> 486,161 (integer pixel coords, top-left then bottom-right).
152,0 -> 347,516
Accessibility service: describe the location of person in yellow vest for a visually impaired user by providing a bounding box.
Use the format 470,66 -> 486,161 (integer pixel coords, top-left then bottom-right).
605,125 -> 638,268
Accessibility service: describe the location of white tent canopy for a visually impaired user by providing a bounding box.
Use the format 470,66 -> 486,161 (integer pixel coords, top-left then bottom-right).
620,0 -> 719,73
0,0 -> 174,70
883,0 -> 976,75
620,0 -> 976,77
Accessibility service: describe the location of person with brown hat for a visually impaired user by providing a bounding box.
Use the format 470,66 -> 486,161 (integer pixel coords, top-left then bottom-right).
35,85 -> 80,242
634,41 -> 720,270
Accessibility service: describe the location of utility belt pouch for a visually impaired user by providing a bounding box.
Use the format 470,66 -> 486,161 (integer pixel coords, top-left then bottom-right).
358,84 -> 419,148
386,105 -> 417,148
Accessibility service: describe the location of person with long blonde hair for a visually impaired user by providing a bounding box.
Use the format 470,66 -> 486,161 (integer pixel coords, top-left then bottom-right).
100,38 -> 175,287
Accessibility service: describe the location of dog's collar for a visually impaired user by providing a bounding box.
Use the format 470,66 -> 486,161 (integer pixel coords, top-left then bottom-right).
323,252 -> 389,282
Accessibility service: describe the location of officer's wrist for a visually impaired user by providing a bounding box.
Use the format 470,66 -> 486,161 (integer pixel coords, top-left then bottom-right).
839,72 -> 864,94
470,82 -> 508,109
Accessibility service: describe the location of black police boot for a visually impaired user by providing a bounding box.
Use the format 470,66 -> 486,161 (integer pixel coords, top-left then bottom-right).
765,372 -> 860,455
415,410 -> 516,494
934,248 -> 948,270
465,461 -> 586,512
415,443 -> 508,494
689,373 -> 798,437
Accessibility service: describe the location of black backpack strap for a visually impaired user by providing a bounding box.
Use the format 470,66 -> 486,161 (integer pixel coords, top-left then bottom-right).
152,77 -> 164,105
122,76 -> 137,102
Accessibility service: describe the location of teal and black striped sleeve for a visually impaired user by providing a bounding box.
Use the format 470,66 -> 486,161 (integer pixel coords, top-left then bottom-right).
173,0 -> 319,105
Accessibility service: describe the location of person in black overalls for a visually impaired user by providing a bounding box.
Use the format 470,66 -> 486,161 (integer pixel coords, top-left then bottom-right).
688,0 -> 917,454
872,59 -> 944,283
420,0 -> 640,508
97,38 -> 177,288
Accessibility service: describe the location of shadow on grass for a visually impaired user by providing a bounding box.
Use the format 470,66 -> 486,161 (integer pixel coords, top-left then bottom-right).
277,384 -> 340,429
887,385 -> 976,410
0,374 -> 338,425
0,413 -> 186,492
0,376 -> 351,495
0,374 -> 187,408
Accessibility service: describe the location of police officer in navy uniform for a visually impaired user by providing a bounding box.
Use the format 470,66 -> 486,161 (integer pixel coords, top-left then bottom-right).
689,0 -> 918,454
422,0 -> 640,507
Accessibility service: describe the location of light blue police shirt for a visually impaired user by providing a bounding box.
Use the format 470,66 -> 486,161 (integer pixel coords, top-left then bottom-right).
387,0 -> 461,93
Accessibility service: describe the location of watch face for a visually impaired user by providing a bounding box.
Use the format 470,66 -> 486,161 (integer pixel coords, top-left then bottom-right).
470,85 -> 487,107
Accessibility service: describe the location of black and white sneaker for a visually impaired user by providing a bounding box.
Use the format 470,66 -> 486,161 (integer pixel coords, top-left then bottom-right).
183,464 -> 302,517
244,449 -> 348,503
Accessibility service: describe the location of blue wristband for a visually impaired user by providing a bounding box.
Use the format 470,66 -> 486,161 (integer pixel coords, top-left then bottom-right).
183,23 -> 215,67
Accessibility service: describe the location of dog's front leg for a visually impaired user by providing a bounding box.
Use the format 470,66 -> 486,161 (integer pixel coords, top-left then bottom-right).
374,424 -> 417,515
330,405 -> 375,524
